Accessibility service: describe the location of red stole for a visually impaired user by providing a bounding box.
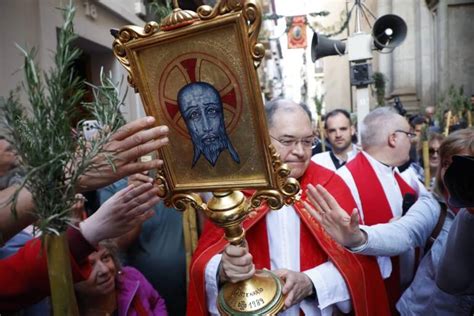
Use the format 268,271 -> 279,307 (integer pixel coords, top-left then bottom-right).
245,208 -> 327,272
187,162 -> 389,316
345,153 -> 392,224
343,153 -> 417,224
341,153 -> 417,314
394,172 -> 417,203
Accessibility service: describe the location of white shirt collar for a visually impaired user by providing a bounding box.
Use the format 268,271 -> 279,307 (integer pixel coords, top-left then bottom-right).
362,151 -> 394,175
333,145 -> 359,164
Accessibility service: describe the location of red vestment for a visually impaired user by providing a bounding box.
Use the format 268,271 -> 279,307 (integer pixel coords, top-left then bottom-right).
187,162 -> 389,315
326,153 -> 418,314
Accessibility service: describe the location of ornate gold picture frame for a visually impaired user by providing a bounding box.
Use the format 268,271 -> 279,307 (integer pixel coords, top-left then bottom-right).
113,1 -> 280,195
113,2 -> 301,314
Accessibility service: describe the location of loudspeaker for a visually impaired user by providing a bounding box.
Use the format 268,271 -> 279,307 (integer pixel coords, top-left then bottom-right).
311,32 -> 346,62
373,14 -> 407,50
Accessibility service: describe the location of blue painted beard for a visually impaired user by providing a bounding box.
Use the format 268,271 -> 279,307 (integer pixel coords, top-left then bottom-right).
189,124 -> 240,167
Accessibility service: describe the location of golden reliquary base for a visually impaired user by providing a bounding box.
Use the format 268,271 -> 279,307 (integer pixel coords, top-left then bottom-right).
217,269 -> 285,315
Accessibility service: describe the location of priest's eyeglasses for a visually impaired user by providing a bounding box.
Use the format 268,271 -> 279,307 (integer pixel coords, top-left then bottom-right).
394,130 -> 417,139
270,135 -> 316,148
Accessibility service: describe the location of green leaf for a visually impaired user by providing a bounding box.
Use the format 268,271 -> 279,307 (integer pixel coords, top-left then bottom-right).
0,3 -> 126,234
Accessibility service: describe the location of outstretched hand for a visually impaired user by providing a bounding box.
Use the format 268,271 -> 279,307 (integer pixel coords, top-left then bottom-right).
78,117 -> 169,192
303,184 -> 366,248
128,172 -> 153,187
80,182 -> 160,246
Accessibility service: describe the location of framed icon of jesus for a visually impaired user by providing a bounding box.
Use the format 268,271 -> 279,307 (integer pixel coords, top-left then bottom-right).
112,1 -> 282,195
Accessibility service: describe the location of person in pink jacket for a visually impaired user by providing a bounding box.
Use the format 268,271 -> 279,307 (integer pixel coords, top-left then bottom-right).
75,240 -> 167,316
0,183 -> 160,312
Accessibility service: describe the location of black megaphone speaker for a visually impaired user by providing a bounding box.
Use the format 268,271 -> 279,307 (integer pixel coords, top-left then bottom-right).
311,32 -> 346,62
372,14 -> 407,50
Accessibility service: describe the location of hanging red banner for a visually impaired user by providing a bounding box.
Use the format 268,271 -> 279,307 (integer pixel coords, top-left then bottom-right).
287,15 -> 307,49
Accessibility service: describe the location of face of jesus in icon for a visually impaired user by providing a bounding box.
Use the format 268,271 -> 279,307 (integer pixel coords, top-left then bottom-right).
177,82 -> 240,167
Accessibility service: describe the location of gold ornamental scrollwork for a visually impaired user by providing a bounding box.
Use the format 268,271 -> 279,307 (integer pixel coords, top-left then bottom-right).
275,166 -> 301,204
250,189 -> 284,210
115,22 -> 160,43
243,0 -> 265,68
160,8 -> 199,31
197,0 -> 242,20
112,22 -> 159,92
269,144 -> 301,204
250,144 -> 300,211
155,168 -> 172,203
268,141 -> 281,171
171,192 -> 206,213
279,176 -> 301,204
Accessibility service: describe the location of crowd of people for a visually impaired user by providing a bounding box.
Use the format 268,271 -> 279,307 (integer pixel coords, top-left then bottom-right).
0,97 -> 473,316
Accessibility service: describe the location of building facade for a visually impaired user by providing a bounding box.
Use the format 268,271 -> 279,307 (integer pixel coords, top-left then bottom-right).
379,0 -> 473,112
0,0 -> 151,122
259,0 -> 474,116
2,0 -> 472,122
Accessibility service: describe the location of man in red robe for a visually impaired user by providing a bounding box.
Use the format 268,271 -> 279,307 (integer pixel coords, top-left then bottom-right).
188,99 -> 389,315
324,107 -> 431,313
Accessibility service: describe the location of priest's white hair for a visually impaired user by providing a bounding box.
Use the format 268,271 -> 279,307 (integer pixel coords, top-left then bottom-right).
360,107 -> 405,149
